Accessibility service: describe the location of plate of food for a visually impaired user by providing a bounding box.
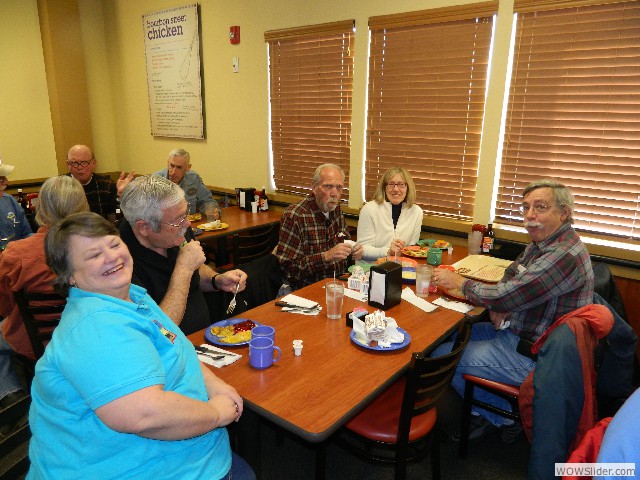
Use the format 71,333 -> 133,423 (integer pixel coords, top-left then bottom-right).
187,213 -> 202,222
199,221 -> 229,232
418,239 -> 451,250
350,328 -> 411,351
401,245 -> 429,258
205,318 -> 260,346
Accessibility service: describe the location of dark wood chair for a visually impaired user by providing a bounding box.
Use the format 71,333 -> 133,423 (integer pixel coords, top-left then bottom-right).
13,290 -> 66,360
0,394 -> 31,480
218,223 -> 279,270
329,320 -> 472,480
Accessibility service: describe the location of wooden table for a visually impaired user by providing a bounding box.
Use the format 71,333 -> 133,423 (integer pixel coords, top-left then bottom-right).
192,207 -> 282,265
188,247 -> 472,443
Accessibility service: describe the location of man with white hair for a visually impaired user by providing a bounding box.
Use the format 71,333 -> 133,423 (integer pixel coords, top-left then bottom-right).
119,175 -> 245,334
276,163 -> 363,290
154,148 -> 220,219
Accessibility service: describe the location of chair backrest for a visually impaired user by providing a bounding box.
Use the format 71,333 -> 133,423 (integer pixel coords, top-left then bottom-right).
398,321 -> 472,444
231,223 -> 279,267
0,394 -> 31,480
13,290 -> 66,359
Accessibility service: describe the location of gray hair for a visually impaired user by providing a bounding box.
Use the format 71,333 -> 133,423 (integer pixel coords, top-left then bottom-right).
312,163 -> 345,186
36,176 -> 90,227
168,148 -> 190,164
45,212 -> 118,296
120,175 -> 185,231
522,179 -> 575,223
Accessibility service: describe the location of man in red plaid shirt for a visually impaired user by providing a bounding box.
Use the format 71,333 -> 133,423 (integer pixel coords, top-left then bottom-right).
276,164 -> 364,290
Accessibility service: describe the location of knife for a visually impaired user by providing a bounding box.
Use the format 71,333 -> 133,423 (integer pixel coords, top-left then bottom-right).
194,345 -> 237,357
275,301 -> 320,311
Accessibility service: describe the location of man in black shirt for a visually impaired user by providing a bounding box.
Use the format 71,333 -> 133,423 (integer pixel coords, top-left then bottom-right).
119,175 -> 246,334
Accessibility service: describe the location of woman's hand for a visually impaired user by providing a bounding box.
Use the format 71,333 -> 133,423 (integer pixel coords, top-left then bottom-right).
208,394 -> 241,426
387,239 -> 406,256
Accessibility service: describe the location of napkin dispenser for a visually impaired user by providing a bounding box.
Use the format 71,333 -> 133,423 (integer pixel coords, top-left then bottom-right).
237,188 -> 255,211
367,261 -> 402,311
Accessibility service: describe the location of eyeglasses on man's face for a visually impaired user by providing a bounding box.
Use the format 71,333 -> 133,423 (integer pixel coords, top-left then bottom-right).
519,203 -> 552,215
67,160 -> 93,169
161,203 -> 190,228
386,182 -> 406,190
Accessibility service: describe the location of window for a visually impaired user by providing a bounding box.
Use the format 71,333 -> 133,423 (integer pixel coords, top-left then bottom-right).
366,2 -> 497,220
265,20 -> 355,200
496,0 -> 640,240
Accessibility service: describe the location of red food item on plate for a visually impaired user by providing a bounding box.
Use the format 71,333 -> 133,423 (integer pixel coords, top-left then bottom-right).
233,320 -> 256,333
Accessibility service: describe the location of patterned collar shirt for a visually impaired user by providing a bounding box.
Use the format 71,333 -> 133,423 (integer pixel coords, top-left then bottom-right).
461,221 -> 594,341
276,194 -> 351,290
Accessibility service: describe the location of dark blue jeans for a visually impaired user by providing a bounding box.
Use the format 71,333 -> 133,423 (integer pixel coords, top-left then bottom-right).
219,452 -> 256,480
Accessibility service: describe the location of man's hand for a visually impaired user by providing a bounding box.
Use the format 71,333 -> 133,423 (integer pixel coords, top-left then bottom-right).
175,240 -> 206,272
432,268 -> 465,291
214,269 -> 247,293
117,171 -> 135,197
489,311 -> 510,329
324,243 -> 354,262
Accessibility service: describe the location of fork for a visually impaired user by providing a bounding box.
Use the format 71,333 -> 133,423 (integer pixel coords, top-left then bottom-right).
226,282 -> 240,315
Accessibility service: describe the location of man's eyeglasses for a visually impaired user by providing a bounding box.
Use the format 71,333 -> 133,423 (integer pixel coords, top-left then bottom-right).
519,203 -> 552,215
386,182 -> 406,190
161,203 -> 190,228
67,160 -> 93,169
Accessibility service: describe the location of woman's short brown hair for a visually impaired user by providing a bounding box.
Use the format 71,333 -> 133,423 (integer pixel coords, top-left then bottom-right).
45,212 -> 118,296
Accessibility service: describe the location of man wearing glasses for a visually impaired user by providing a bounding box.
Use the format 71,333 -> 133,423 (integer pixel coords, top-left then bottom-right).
119,175 -> 246,334
432,179 -> 594,441
66,144 -> 134,220
276,163 -> 364,290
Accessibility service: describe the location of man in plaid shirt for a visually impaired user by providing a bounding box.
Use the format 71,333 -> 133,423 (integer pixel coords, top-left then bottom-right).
432,179 -> 594,441
276,163 -> 364,290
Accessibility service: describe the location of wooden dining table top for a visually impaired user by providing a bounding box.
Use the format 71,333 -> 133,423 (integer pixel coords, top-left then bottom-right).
192,206 -> 282,240
188,247 -> 477,442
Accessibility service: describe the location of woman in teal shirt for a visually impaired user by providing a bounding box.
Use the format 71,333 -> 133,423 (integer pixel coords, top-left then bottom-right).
28,212 -> 254,480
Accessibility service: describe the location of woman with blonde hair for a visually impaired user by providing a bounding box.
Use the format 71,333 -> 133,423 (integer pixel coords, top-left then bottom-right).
357,167 -> 423,261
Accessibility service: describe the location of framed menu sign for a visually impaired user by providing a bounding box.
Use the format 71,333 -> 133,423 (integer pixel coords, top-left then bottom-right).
142,4 -> 204,139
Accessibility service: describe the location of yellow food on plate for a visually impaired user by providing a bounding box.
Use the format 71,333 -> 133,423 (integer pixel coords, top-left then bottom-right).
211,325 -> 235,337
432,240 -> 449,248
187,213 -> 201,222
218,331 -> 252,344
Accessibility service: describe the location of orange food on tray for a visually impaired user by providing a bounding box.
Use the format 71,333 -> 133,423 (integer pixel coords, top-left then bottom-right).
432,239 -> 449,248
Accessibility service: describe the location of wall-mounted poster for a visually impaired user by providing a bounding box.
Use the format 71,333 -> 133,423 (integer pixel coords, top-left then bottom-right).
143,4 -> 204,139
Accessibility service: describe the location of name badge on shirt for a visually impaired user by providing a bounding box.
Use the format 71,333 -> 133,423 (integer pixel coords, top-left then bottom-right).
152,319 -> 177,344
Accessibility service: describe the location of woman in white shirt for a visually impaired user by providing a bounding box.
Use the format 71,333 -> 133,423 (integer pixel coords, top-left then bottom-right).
357,167 -> 423,261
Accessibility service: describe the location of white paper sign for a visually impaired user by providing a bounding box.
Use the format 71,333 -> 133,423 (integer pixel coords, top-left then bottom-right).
143,4 -> 204,139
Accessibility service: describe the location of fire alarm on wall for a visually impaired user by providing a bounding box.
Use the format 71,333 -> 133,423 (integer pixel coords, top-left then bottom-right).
230,26 -> 240,44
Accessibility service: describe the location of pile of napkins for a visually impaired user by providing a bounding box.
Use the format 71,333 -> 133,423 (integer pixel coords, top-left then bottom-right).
353,310 -> 404,348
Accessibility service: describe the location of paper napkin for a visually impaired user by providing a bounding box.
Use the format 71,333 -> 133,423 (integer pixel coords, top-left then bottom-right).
279,293 -> 322,315
343,287 -> 367,302
401,287 -> 437,313
432,297 -> 474,313
196,344 -> 242,368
